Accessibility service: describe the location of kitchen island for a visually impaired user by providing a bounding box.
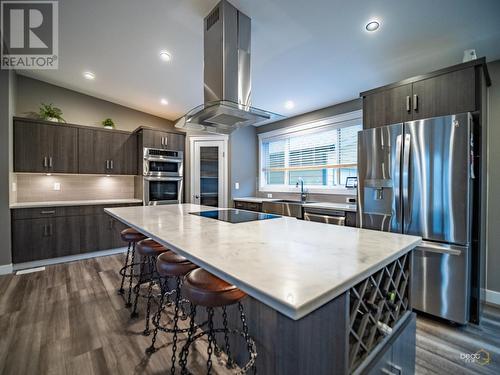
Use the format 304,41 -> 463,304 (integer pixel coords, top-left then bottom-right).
105,204 -> 421,374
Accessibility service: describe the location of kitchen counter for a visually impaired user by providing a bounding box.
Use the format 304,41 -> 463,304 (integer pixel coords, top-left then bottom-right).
302,201 -> 357,212
233,197 -> 281,203
105,204 -> 420,320
10,198 -> 143,209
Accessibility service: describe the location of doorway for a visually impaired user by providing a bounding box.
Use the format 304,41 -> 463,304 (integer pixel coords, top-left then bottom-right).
190,137 -> 228,208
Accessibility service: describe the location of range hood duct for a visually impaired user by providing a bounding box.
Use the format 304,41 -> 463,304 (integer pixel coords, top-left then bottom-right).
175,0 -> 283,134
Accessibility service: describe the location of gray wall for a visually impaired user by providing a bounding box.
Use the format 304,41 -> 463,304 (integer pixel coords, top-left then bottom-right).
0,71 -> 15,267
256,98 -> 362,134
15,75 -> 176,132
487,60 -> 500,293
229,126 -> 258,202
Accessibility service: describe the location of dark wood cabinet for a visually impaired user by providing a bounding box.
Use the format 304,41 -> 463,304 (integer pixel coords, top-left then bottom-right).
361,59 -> 490,129
78,128 -> 137,175
139,128 -> 185,151
14,120 -> 78,173
234,200 -> 262,212
412,67 -> 476,120
363,84 -> 413,129
11,203 -> 141,264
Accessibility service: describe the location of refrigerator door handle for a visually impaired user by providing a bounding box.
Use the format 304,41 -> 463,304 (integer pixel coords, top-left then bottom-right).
402,133 -> 411,230
394,134 -> 402,229
417,241 -> 463,256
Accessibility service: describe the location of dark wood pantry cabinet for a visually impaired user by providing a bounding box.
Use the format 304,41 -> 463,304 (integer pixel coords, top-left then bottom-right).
361,58 -> 490,129
14,119 -> 78,173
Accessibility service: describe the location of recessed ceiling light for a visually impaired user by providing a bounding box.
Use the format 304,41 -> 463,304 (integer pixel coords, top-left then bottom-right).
160,98 -> 169,105
159,51 -> 172,62
365,20 -> 380,32
83,71 -> 95,80
284,100 -> 295,110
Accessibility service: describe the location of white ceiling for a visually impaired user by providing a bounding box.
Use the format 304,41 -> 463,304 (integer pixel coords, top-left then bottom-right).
20,0 -> 500,122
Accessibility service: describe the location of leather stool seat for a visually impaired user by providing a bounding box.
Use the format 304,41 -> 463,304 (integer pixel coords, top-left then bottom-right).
183,268 -> 246,307
120,228 -> 147,243
157,251 -> 198,277
137,239 -> 168,256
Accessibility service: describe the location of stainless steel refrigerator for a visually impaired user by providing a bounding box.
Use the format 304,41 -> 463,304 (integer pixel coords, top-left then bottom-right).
357,113 -> 474,324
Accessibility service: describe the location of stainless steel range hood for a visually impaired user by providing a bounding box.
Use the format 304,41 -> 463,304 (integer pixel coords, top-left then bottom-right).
174,0 -> 283,134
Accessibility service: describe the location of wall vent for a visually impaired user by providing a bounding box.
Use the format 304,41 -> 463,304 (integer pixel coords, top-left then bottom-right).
206,6 -> 219,30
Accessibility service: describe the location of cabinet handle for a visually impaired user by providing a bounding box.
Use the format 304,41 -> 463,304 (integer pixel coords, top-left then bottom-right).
161,137 -> 164,146
49,156 -> 53,168
106,160 -> 109,169
43,224 -> 48,236
49,223 -> 53,236
406,96 -> 411,112
164,137 -> 168,147
110,160 -> 114,169
40,210 -> 56,215
43,156 -> 48,168
413,94 -> 418,111
109,219 -> 113,229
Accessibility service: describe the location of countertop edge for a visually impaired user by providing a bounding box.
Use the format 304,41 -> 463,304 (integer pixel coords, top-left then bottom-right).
105,207 -> 420,320
10,199 -> 143,209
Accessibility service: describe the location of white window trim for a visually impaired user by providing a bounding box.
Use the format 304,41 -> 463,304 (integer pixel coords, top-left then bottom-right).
258,110 -> 362,195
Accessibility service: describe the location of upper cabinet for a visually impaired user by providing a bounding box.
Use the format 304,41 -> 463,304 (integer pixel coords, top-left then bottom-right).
13,118 -> 138,175
361,59 -> 490,129
139,128 -> 185,152
14,119 -> 78,173
78,128 -> 137,175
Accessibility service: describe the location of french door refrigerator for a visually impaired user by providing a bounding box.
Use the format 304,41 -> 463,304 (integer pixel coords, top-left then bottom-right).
357,113 -> 474,324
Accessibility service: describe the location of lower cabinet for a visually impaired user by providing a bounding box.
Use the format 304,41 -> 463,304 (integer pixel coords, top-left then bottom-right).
234,200 -> 262,212
11,203 -> 141,263
364,313 -> 416,375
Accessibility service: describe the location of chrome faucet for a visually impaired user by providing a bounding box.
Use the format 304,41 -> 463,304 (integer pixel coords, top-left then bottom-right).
296,177 -> 307,203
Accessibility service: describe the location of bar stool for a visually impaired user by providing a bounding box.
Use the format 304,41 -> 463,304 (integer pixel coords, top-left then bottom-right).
146,251 -> 199,374
179,269 -> 257,374
130,238 -> 169,334
118,228 -> 147,308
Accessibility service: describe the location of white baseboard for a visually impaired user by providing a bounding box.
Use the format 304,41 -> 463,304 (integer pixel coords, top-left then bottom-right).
0,263 -> 13,275
12,247 -> 127,272
485,289 -> 500,306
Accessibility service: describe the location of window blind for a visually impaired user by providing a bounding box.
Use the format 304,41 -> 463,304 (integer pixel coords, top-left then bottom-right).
261,123 -> 362,187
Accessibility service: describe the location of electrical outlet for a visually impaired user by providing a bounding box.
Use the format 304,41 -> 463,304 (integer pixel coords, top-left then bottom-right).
235,182 -> 240,190
53,182 -> 61,191
267,193 -> 273,198
12,182 -> 17,192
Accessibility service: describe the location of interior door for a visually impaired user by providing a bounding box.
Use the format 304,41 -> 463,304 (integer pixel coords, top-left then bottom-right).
193,141 -> 225,207
403,113 -> 471,244
357,123 -> 403,232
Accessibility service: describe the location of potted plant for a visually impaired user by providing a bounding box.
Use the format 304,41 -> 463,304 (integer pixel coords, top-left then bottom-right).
102,118 -> 115,129
39,103 -> 65,122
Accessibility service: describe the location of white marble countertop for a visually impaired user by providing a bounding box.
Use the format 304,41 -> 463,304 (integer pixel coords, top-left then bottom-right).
302,202 -> 357,212
105,204 -> 421,320
10,198 -> 143,209
233,197 -> 281,203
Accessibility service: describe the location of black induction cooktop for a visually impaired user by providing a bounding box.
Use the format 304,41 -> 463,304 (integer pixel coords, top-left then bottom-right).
190,209 -> 280,223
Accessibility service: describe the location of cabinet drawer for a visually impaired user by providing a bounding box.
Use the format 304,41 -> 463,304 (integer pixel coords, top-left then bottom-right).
12,206 -> 82,220
234,201 -> 262,212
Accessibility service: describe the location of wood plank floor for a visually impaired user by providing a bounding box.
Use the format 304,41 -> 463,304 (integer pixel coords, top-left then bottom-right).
0,253 -> 498,374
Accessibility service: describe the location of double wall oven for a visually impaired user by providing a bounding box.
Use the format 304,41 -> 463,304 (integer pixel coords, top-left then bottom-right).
143,148 -> 183,205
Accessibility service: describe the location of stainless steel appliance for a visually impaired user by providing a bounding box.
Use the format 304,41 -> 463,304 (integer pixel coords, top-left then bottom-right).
303,207 -> 346,226
143,148 -> 183,177
357,113 -> 474,324
174,0 -> 283,134
143,176 -> 183,205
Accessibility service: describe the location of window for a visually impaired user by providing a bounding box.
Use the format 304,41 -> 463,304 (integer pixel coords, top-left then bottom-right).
259,114 -> 362,192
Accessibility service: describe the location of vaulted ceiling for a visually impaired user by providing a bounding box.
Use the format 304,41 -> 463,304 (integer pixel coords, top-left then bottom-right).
20,0 -> 500,121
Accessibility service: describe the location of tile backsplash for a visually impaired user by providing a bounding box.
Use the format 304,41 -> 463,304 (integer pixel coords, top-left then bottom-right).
15,174 -> 135,202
